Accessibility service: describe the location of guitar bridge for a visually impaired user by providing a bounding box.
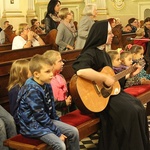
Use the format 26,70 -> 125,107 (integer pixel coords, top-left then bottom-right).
92,81 -> 101,95
101,87 -> 112,98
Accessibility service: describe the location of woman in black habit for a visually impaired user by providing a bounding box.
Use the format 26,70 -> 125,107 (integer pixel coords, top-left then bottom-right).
72,20 -> 150,150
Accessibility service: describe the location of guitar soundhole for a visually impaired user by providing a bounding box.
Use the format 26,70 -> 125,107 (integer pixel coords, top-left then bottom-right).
101,87 -> 112,98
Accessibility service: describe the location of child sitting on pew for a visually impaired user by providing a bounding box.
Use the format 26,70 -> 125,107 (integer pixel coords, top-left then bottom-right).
7,59 -> 31,131
125,44 -> 150,80
17,54 -> 80,150
43,50 -> 76,117
107,49 -> 150,88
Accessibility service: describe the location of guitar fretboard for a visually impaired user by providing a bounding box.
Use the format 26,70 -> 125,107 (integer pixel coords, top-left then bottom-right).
114,65 -> 136,81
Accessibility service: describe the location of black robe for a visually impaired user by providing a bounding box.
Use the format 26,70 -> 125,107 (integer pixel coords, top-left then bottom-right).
73,20 -> 150,150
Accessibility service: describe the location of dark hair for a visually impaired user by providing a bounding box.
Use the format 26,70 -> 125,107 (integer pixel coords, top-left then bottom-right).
144,17 -> 150,23
128,18 -> 137,24
108,18 -> 116,24
31,19 -> 37,26
125,23 -> 132,27
45,0 -> 61,17
41,19 -> 45,24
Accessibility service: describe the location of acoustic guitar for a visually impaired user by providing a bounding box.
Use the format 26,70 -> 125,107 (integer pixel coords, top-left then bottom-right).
69,65 -> 137,113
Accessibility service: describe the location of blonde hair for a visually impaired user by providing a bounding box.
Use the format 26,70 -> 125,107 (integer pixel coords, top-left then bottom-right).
125,44 -> 143,54
120,51 -> 132,64
82,3 -> 97,16
107,50 -> 119,62
135,28 -> 145,37
59,8 -> 70,20
16,23 -> 28,35
43,50 -> 61,64
8,59 -> 29,91
29,54 -> 53,74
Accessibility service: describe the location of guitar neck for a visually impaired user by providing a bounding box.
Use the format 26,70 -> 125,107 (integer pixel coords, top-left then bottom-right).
114,66 -> 135,81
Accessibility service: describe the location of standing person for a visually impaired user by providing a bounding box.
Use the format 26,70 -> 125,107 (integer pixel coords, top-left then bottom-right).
17,54 -> 80,150
7,59 -> 31,132
75,3 -> 97,49
0,26 -> 5,44
43,50 -> 73,117
72,20 -> 149,150
56,8 -> 77,51
0,105 -> 17,150
12,23 -> 45,50
45,0 -> 61,34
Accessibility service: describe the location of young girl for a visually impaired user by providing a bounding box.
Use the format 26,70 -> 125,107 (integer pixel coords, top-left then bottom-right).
108,50 -> 150,88
43,50 -> 73,117
7,59 -> 31,131
121,45 -> 150,88
107,50 -> 133,87
125,44 -> 150,80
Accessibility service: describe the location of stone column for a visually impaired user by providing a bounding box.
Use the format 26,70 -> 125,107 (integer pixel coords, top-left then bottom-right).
1,0 -> 25,30
26,0 -> 37,25
97,0 -> 107,15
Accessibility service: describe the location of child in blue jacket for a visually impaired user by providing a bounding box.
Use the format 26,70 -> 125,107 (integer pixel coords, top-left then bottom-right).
17,54 -> 79,150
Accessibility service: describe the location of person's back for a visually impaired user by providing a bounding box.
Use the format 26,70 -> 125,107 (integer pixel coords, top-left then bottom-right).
75,4 -> 97,49
0,28 -> 5,44
17,54 -> 80,150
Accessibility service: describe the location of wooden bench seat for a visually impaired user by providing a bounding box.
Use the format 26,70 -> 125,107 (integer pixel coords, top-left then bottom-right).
4,109 -> 100,150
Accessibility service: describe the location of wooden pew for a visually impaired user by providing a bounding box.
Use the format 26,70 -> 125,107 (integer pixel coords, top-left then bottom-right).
121,33 -> 136,49
1,48 -> 150,150
0,44 -> 52,63
111,25 -> 136,50
0,43 -> 12,51
0,32 -> 58,51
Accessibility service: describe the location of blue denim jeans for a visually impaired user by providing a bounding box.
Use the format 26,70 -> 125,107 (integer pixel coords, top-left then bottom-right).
0,105 -> 17,150
40,119 -> 80,150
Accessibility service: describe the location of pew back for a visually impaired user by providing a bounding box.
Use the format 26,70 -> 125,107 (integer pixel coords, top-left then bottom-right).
0,44 -> 52,63
0,43 -> 12,51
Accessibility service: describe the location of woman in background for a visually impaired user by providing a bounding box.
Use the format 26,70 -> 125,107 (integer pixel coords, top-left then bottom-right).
12,23 -> 45,50
75,3 -> 97,49
56,8 -> 77,51
45,0 -> 61,34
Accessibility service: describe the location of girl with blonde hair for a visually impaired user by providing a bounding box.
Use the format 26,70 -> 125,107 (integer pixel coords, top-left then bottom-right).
43,50 -> 73,116
8,59 -> 31,131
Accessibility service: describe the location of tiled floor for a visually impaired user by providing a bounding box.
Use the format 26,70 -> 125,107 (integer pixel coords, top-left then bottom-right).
79,116 -> 150,150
